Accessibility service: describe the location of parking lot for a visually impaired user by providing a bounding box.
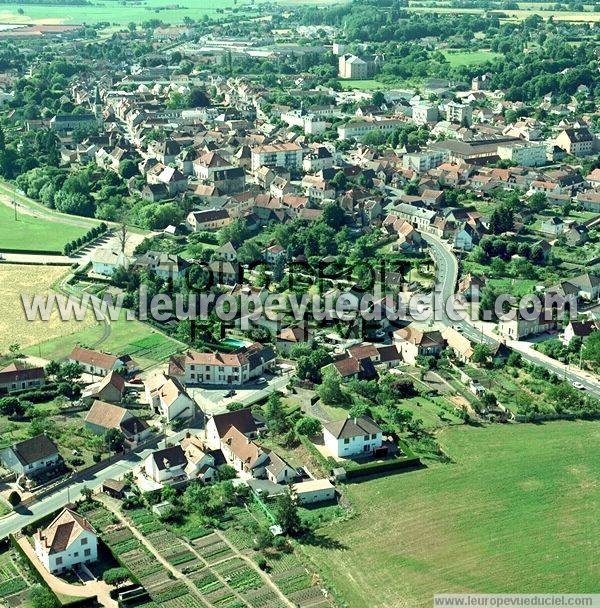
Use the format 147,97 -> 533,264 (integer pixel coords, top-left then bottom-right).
189,372 -> 292,416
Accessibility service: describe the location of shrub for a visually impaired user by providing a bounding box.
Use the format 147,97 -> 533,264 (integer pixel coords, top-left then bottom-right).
103,567 -> 130,586
7,491 -> 20,507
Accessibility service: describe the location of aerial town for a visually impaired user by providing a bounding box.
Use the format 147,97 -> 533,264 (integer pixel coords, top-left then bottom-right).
0,1 -> 598,607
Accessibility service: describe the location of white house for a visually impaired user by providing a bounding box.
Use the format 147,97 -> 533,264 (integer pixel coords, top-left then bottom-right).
205,408 -> 259,449
34,509 -> 97,574
145,373 -> 196,423
144,445 -> 188,484
265,452 -> 296,484
221,426 -> 269,478
322,416 -> 383,458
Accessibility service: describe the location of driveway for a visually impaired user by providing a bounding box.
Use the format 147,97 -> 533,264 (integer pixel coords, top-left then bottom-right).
17,535 -> 117,608
190,373 -> 292,416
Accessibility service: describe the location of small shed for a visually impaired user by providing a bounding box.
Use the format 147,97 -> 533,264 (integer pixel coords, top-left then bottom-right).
292,479 -> 336,505
102,478 -> 126,499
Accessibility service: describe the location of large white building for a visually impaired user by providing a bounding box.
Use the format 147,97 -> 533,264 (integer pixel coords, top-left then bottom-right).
170,343 -> 274,387
497,142 -> 547,167
402,149 -> 448,173
337,117 -> 404,141
445,101 -> 472,126
251,142 -> 303,171
144,373 -> 196,423
34,509 -> 98,574
323,416 -> 383,458
412,104 -> 438,126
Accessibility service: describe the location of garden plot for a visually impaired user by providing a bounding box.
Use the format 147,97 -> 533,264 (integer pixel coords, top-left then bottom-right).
0,553 -> 27,601
193,534 -> 235,564
212,558 -> 263,594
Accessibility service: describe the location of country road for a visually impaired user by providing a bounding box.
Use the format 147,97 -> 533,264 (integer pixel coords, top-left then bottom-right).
423,232 -> 600,398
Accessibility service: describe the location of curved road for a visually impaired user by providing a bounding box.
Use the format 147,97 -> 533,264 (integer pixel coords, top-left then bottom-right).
423,232 -> 600,398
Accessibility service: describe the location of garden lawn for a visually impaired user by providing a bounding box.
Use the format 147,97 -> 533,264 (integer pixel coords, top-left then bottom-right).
302,421 -> 600,608
0,203 -> 87,253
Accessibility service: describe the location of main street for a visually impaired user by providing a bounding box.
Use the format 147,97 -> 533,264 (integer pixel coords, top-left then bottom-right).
422,232 -> 600,398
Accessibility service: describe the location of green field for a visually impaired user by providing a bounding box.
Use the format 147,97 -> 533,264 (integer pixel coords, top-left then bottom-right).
0,0 -> 343,26
25,313 -> 184,369
303,421 -> 600,608
442,50 -> 502,67
0,203 -> 87,252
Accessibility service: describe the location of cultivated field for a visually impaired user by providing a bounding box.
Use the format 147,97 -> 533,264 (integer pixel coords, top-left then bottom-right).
0,264 -> 97,353
303,421 -> 600,608
0,0 -> 344,26
407,1 -> 600,21
0,202 -> 87,253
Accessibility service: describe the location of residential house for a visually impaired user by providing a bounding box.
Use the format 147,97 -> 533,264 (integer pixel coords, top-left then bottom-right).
562,320 -> 598,345
221,426 -> 269,478
441,327 -> 474,363
205,408 -> 259,449
1,435 -> 62,478
68,346 -> 138,377
34,509 -> 97,574
393,326 -> 446,365
265,452 -> 297,484
275,325 -> 313,355
84,400 -> 151,445
144,445 -> 188,484
498,310 -> 556,340
0,363 -> 45,395
144,373 -> 196,423
186,209 -> 231,232
170,343 -> 274,387
555,126 -> 594,156
323,416 -> 383,458
91,248 -> 129,277
81,370 -> 125,404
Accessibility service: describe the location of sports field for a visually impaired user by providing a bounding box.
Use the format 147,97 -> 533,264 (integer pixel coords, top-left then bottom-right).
303,421 -> 600,608
0,202 -> 87,253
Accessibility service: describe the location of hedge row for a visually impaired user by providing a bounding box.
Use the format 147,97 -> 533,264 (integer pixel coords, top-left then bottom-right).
0,247 -> 62,255
344,456 -> 422,480
63,222 -> 108,255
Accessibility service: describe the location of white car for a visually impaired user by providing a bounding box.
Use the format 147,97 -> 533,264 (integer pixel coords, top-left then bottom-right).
572,381 -> 585,390
256,377 -> 267,385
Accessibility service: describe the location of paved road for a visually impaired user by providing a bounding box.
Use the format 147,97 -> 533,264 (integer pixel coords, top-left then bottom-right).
0,424 -> 201,540
423,232 -> 600,398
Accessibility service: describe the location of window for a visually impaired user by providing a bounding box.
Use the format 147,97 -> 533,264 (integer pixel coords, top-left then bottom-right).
371,434 -> 377,440
343,438 -> 350,444
364,435 -> 369,441
56,557 -> 63,565
81,538 -> 88,546
73,552 -> 79,558
84,549 -> 91,557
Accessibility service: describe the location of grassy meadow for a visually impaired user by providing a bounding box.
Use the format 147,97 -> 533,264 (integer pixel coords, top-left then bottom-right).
303,421 -> 600,608
442,50 -> 502,67
24,311 -> 184,369
0,202 -> 87,252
